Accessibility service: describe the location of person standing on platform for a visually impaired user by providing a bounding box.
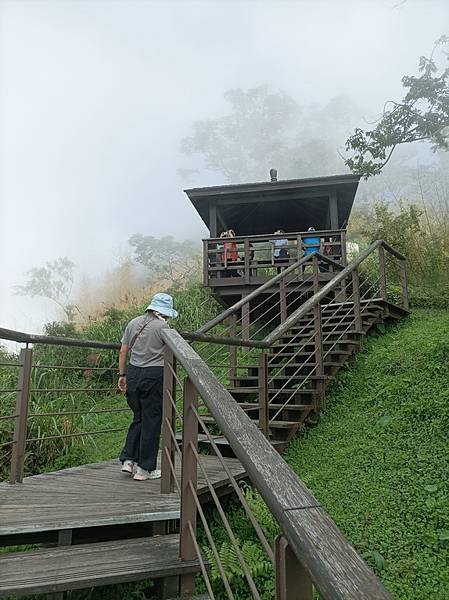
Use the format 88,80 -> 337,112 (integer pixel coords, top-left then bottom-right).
220,229 -> 240,277
271,229 -> 290,273
118,293 -> 178,481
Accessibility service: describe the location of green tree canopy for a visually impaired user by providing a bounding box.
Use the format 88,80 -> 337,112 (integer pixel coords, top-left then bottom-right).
180,86 -> 360,183
345,36 -> 449,179
128,234 -> 200,285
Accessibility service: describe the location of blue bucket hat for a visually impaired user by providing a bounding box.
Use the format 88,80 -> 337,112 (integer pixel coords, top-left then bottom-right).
146,293 -> 178,319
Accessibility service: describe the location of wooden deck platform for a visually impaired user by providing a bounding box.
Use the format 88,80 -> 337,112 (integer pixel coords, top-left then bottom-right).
0,454 -> 246,545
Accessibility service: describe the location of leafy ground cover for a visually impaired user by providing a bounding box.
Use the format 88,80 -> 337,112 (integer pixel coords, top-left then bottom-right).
279,309 -> 449,599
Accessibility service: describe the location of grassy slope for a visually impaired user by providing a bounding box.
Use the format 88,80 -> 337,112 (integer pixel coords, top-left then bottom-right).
283,309 -> 449,599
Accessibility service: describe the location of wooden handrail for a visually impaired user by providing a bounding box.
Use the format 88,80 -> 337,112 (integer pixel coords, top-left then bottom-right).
162,328 -> 392,600
197,251 -> 343,335
203,228 -> 345,243
0,241 -> 405,354
0,327 -> 120,350
264,240 -> 404,346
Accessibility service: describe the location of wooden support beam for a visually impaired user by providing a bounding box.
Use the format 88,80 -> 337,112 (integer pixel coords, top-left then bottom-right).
209,203 -> 217,238
329,189 -> 339,230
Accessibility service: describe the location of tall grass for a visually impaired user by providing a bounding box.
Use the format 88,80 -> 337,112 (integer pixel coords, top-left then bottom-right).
0,282 -> 224,480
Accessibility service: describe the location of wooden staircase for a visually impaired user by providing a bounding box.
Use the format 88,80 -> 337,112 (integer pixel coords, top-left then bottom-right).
201,298 -> 409,452
0,241 -> 408,599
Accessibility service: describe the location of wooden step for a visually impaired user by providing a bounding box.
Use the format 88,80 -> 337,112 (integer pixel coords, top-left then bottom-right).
231,374 -> 329,382
228,387 -> 319,395
237,403 -> 312,411
292,312 -> 379,326
0,534 -> 200,597
199,415 -> 300,429
235,352 -> 353,370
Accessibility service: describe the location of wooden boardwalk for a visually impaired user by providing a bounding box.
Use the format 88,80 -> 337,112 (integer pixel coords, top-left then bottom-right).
0,455 -> 246,544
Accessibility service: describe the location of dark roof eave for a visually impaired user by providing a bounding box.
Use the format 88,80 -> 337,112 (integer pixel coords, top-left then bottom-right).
184,173 -> 360,200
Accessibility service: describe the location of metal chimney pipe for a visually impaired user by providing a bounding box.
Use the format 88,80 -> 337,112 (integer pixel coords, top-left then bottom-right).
270,168 -> 278,182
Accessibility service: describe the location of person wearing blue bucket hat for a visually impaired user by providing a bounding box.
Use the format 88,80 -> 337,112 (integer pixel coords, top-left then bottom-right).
118,293 -> 178,480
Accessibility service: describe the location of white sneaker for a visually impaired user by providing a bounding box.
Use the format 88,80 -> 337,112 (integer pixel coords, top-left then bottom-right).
121,460 -> 134,474
133,467 -> 161,481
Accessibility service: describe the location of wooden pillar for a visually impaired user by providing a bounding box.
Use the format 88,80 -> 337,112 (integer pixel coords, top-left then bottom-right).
202,239 -> 209,286
10,346 -> 33,484
242,298 -> 250,340
209,203 -> 217,238
179,378 -> 198,596
244,238 -> 250,284
352,270 -> 363,333
229,314 -> 238,381
340,229 -> 347,266
279,277 -> 287,323
258,353 -> 269,436
378,246 -> 387,301
161,348 -> 177,494
275,535 -> 313,600
399,260 -> 409,310
329,189 -> 339,230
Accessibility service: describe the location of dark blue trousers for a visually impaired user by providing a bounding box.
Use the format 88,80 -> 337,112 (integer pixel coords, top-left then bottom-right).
119,364 -> 163,472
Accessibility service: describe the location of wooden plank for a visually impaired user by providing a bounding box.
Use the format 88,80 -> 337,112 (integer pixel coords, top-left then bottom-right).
0,456 -> 244,537
0,534 -> 200,597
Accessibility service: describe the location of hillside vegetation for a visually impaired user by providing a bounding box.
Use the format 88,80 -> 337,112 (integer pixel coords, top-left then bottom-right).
281,309 -> 449,599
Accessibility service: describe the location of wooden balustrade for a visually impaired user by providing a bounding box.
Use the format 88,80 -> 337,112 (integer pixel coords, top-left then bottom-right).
203,229 -> 347,285
161,328 -> 393,600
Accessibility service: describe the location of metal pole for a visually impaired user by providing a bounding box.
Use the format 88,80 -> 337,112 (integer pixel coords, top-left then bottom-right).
10,346 -> 33,484
179,378 -> 198,596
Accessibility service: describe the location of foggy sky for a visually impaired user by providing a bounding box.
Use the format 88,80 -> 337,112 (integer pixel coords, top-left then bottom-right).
1,0 -> 448,333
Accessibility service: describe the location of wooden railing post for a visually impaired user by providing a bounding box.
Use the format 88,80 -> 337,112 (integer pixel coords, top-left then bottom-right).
378,245 -> 387,301
399,259 -> 409,310
229,314 -> 238,381
203,239 -> 209,286
279,277 -> 287,323
258,352 -> 269,436
242,301 -> 250,340
275,534 -> 313,600
340,230 -> 347,266
10,346 -> 33,484
179,377 -> 198,596
161,348 -> 177,494
352,269 -> 363,333
244,237 -> 250,284
312,255 -> 324,410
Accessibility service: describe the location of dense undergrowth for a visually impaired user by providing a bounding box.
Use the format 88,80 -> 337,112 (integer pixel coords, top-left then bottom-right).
0,283 -> 223,480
